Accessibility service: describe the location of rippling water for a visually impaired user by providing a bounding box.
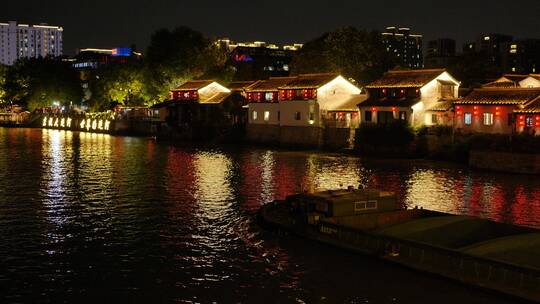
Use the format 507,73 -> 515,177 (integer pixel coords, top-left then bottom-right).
0,128 -> 538,303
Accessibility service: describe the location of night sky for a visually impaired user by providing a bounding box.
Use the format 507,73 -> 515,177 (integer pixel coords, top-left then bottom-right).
2,0 -> 540,55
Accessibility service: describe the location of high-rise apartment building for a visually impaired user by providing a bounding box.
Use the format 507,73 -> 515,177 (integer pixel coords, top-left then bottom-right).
0,21 -> 63,65
382,26 -> 423,69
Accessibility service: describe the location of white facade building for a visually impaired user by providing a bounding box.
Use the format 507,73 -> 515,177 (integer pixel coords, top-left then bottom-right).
0,21 -> 63,65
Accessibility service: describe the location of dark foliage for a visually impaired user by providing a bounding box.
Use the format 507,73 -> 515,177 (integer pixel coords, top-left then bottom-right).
290,27 -> 395,85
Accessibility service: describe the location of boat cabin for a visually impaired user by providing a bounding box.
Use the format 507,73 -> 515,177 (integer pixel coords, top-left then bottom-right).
287,188 -> 397,221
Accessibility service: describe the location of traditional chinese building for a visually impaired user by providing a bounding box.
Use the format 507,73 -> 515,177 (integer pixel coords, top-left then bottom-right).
515,97 -> 540,135
453,88 -> 540,134
358,69 -> 460,127
483,74 -> 529,88
246,73 -> 364,147
152,80 -> 249,140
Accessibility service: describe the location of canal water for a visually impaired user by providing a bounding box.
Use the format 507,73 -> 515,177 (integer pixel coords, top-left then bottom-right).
0,128 -> 538,303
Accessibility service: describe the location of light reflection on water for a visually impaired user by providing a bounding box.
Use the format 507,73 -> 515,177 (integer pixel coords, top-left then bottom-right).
0,128 -> 537,303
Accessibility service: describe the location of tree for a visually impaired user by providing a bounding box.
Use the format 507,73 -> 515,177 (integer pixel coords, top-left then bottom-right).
144,26 -> 232,102
446,53 -> 500,88
290,27 -> 395,86
0,65 -> 7,105
3,58 -> 83,111
88,61 -> 147,111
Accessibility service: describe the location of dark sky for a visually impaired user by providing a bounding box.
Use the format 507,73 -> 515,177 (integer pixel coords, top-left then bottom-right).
2,0 -> 540,55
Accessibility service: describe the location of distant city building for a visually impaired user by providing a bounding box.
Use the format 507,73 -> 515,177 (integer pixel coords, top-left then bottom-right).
71,47 -> 141,69
501,39 -> 540,74
381,26 -> 423,69
0,21 -> 63,65
425,38 -> 456,68
463,34 -> 513,67
217,38 -> 303,80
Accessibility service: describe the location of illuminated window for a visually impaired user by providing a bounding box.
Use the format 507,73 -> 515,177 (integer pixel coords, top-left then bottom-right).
399,111 -> 407,121
252,111 -> 257,120
264,111 -> 270,121
464,113 -> 472,125
526,116 -> 534,127
483,113 -> 493,126
265,92 -> 273,102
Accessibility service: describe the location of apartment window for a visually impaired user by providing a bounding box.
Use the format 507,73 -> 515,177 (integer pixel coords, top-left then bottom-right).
264,111 -> 270,121
364,111 -> 372,122
464,113 -> 472,125
483,113 -> 494,126
252,110 -> 258,121
295,112 -> 301,120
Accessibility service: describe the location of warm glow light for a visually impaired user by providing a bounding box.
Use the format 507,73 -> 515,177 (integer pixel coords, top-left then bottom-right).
371,107 -> 377,112
48,117 -> 53,127
53,118 -> 59,128
42,117 -> 47,127
67,118 -> 72,127
80,120 -> 85,129
60,118 -> 65,128
104,120 -> 110,131
392,107 -> 397,112
98,120 -> 104,130
92,120 -> 97,130
86,119 -> 91,131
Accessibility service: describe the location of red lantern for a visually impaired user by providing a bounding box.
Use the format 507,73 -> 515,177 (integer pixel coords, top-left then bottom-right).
392,107 -> 397,112
371,107 -> 377,112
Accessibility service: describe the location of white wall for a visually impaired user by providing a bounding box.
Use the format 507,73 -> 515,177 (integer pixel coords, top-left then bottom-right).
520,77 -> 540,88
317,76 -> 362,111
415,71 -> 460,127
198,82 -> 230,100
248,103 -> 280,125
279,100 -> 319,127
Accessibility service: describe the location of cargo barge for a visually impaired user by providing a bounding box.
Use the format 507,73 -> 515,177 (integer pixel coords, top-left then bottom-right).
258,187 -> 540,302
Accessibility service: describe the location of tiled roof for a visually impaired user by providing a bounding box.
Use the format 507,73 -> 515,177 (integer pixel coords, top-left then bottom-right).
172,80 -> 214,91
482,80 -> 519,88
279,73 -> 339,89
327,95 -> 367,111
227,81 -> 258,92
500,74 -> 529,82
515,96 -> 540,113
245,77 -> 296,92
365,69 -> 446,88
358,97 -> 421,108
199,92 -> 232,104
426,100 -> 454,112
455,88 -> 540,105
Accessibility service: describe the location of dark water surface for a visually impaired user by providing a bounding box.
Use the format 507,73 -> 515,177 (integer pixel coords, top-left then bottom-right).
1,128 -> 538,303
